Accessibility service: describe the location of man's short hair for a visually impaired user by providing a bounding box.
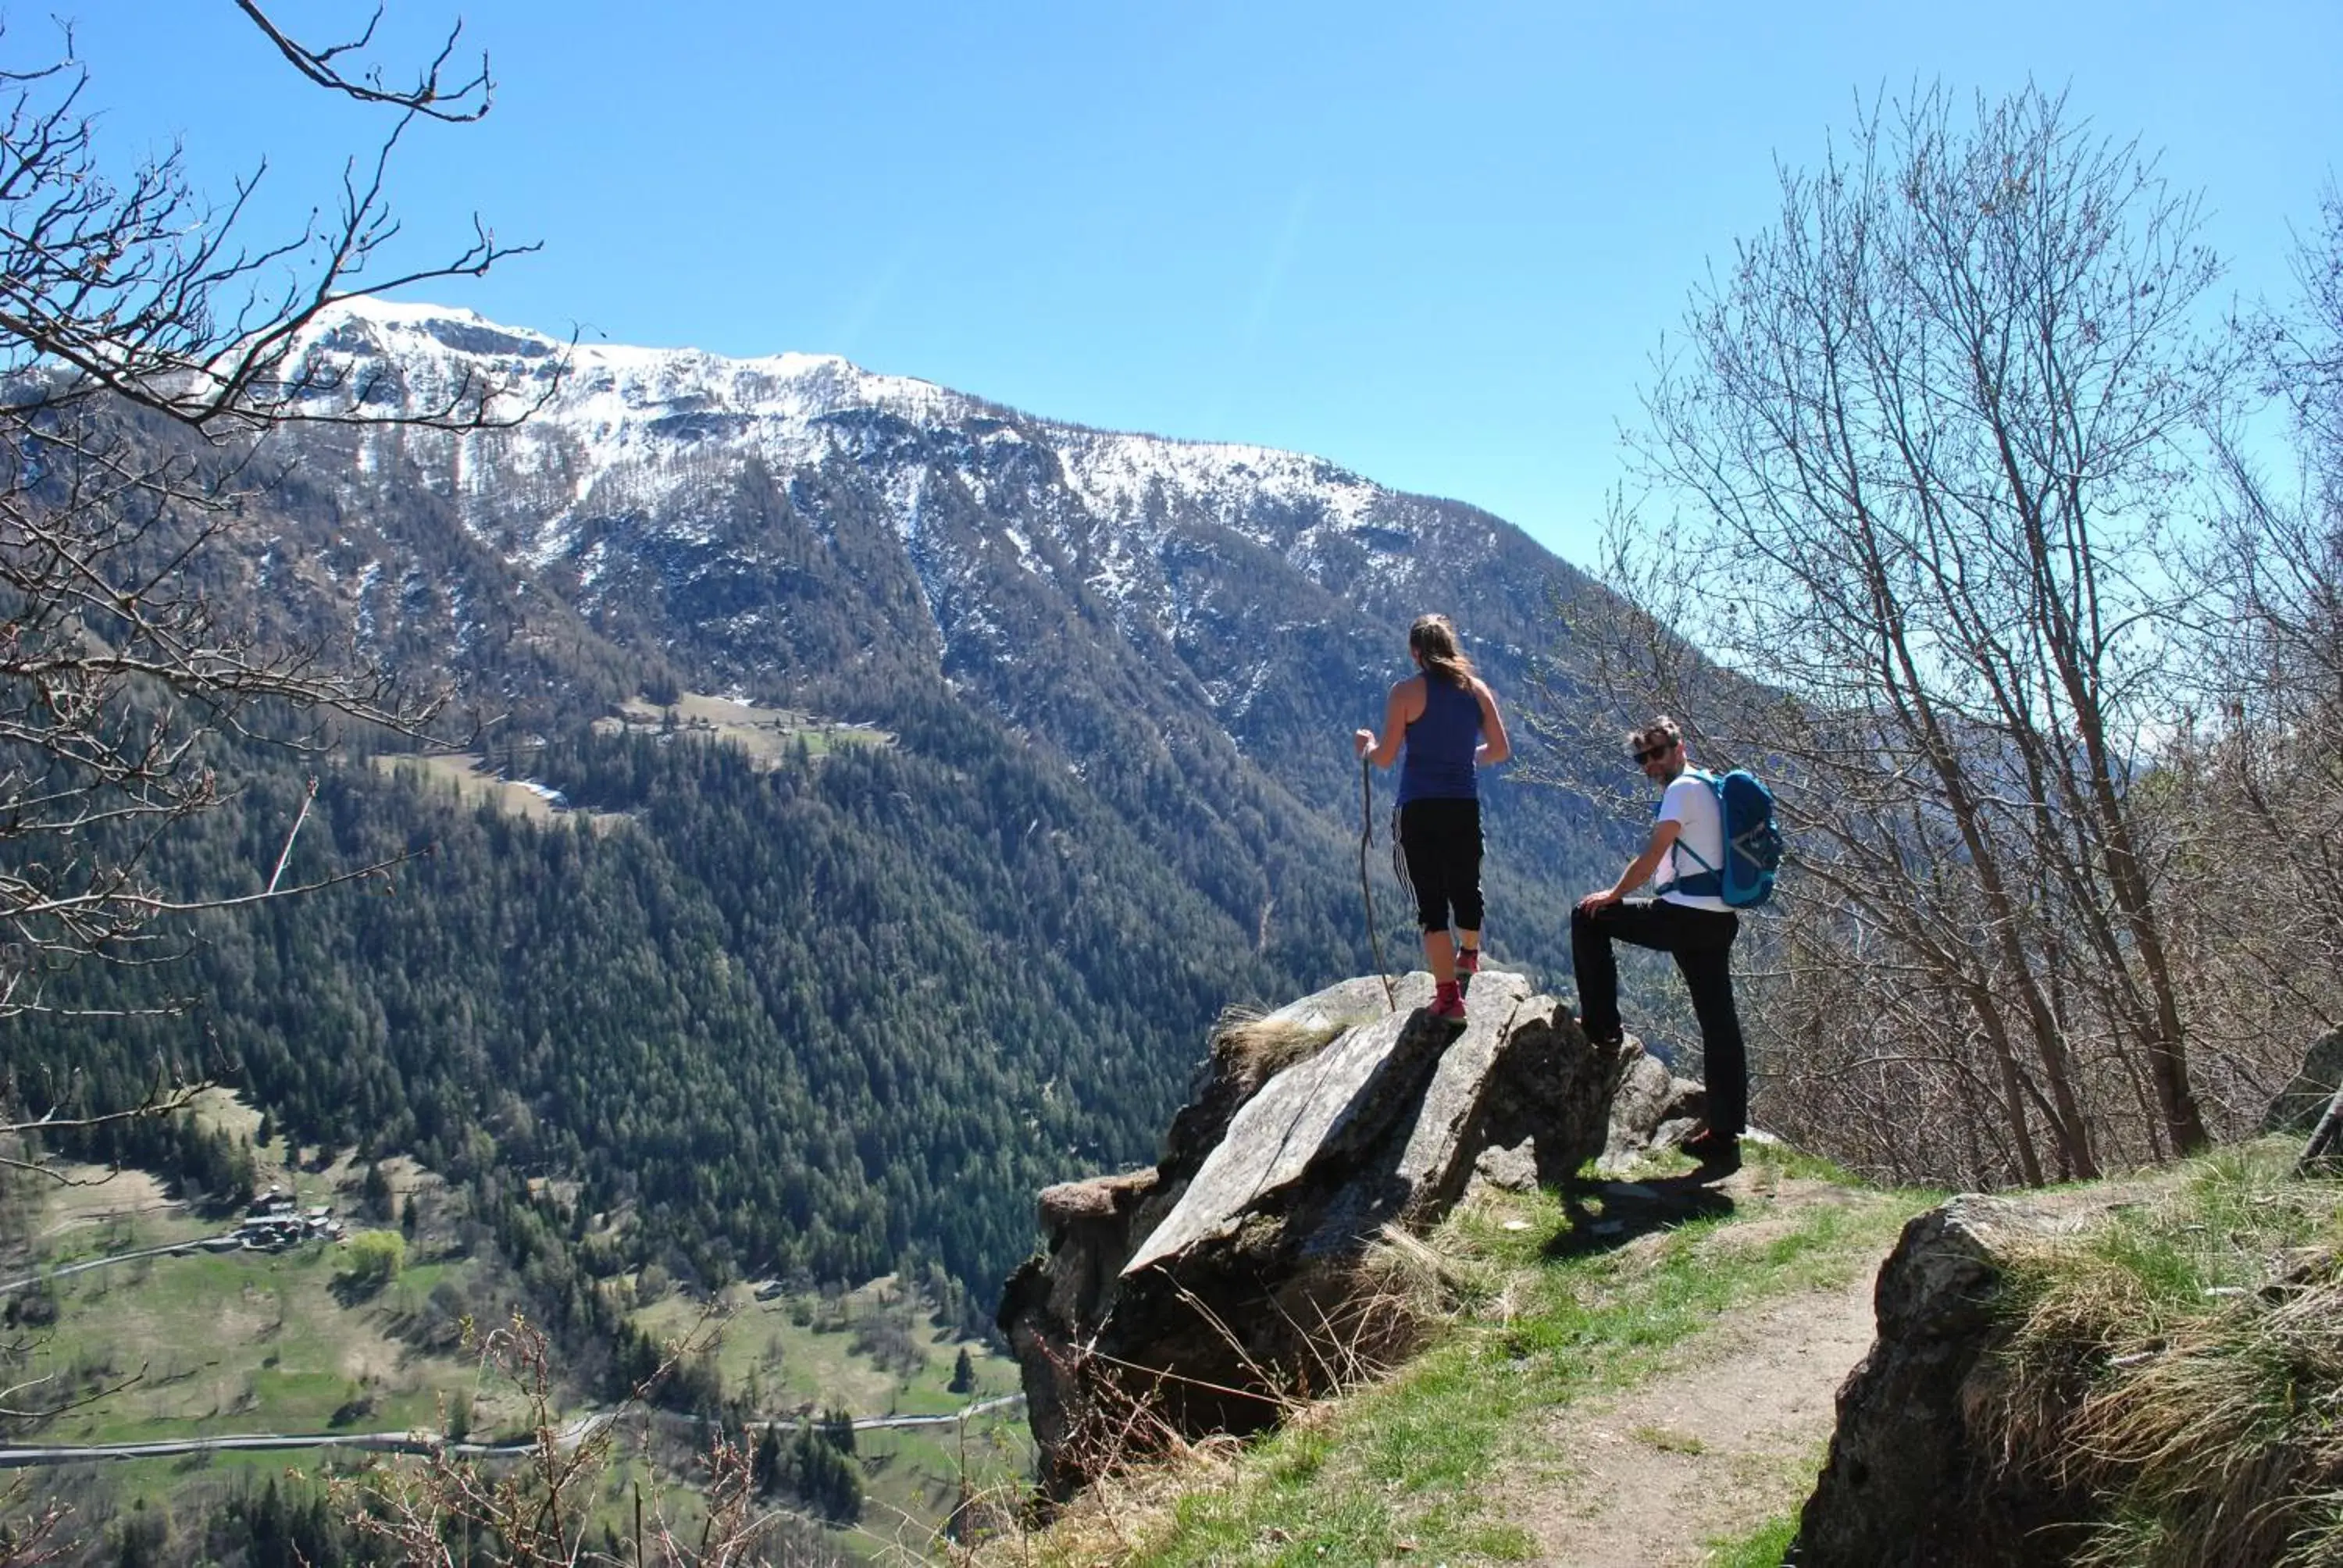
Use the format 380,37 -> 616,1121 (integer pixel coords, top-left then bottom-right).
1628,715 -> 1683,754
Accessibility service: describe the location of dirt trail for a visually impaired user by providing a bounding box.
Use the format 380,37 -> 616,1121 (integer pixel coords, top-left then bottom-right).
1501,1171 -> 1888,1568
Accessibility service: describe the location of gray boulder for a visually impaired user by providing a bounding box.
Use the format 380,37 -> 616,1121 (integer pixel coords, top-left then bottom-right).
1792,1191 -> 2136,1566
1594,1042 -> 1706,1176
997,971 -> 1628,1498
2262,1025 -> 2343,1135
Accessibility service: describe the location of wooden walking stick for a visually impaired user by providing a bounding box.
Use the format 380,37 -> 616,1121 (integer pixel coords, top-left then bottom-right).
1360,755 -> 1395,1013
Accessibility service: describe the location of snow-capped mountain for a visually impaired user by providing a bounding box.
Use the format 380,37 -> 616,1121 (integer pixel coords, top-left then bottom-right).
250,297 -> 1620,975
294,299 -> 1582,746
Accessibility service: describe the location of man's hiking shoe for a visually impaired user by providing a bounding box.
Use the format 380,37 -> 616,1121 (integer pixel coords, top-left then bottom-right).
1684,1130 -> 1741,1174
1570,1012 -> 1624,1049
1457,947 -> 1481,999
1430,981 -> 1467,1024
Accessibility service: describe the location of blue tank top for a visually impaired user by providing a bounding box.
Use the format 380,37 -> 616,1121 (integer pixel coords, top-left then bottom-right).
1398,676 -> 1481,804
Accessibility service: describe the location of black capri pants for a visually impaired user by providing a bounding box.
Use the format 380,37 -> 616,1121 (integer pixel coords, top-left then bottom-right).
1396,797 -> 1484,933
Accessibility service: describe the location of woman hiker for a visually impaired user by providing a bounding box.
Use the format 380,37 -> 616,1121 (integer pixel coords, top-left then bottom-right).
1353,613 -> 1511,1021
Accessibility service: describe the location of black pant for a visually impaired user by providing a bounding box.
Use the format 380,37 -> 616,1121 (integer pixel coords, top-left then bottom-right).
1396,798 -> 1483,932
1571,898 -> 1746,1137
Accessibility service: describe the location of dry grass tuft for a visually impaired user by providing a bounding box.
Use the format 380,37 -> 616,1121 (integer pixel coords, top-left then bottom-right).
1978,1246 -> 2168,1470
960,1338 -> 1252,1568
973,1431 -> 1248,1567
1354,1219 -> 1511,1327
1207,1006 -> 1351,1092
966,1222 -> 1485,1566
1977,1153 -> 2343,1568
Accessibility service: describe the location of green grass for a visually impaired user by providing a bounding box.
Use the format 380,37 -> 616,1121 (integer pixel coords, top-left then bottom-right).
1706,1511 -> 1802,1566
1042,1174 -> 1936,1567
373,752 -> 574,823
1737,1140 -> 1868,1189
847,1415 -> 1036,1559
11,1221 -> 495,1445
2112,1143 -> 2343,1293
604,693 -> 894,769
632,1278 -> 1016,1419
1990,1141 -> 2343,1374
2,1101 -> 501,1466
25,1448 -> 366,1520
9,1135 -> 1021,1563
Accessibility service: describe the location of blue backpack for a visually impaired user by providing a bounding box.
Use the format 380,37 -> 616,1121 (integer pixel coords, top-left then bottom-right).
1667,768 -> 1781,909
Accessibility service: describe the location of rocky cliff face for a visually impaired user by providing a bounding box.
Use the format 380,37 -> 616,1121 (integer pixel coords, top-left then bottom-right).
997,970 -> 1703,1499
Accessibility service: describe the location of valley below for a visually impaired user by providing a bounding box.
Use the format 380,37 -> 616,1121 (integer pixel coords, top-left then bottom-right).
1,1092 -> 1029,1563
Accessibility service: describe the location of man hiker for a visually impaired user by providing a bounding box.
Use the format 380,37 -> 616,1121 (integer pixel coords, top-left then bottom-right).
1572,715 -> 1746,1171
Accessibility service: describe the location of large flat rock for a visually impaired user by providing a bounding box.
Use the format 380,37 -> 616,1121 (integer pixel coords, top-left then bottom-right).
1125,971 -> 1531,1276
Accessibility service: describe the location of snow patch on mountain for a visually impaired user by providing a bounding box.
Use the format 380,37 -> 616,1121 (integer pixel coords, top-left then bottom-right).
1004,525 -> 1042,578
291,297 -> 1479,662
1053,428 -> 1382,548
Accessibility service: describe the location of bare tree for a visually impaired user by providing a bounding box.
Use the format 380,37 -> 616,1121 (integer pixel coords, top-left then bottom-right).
1533,84 -> 2248,1183
0,8 -> 547,1553
348,1316 -> 815,1566
0,4 -> 546,1033
2172,182 -> 2343,1085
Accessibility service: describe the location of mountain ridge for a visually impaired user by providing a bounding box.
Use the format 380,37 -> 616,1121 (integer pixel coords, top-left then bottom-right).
275,297 -> 1603,839
292,294 -> 1582,656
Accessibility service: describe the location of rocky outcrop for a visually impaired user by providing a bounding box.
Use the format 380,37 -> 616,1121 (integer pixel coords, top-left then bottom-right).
2263,1025 -> 2343,1135
1596,1046 -> 1706,1177
1791,1190 -> 2147,1566
998,971 -> 1641,1498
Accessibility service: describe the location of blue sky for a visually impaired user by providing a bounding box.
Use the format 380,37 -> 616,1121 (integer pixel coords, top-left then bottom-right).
58,2 -> 2343,567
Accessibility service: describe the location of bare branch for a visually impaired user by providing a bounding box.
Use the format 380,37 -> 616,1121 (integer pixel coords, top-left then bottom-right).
230,2 -> 493,123
0,7 -> 525,1014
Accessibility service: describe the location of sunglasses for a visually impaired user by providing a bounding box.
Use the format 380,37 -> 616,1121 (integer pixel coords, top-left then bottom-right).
1630,742 -> 1674,765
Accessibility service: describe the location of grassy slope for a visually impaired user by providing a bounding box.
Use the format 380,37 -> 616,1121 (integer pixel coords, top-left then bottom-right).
984,1146 -> 1943,1567
981,1139 -> 2343,1568
1977,1139 -> 2343,1568
632,1274 -> 1029,1556
7,1096 -> 494,1447
371,690 -> 888,830
5,1095 -> 1024,1565
605,693 -> 894,764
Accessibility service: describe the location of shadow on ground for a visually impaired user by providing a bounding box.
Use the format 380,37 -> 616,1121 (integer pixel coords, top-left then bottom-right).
1541,1173 -> 1737,1260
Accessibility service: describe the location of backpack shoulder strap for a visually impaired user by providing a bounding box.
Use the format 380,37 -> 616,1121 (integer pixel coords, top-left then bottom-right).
1666,769 -> 1723,875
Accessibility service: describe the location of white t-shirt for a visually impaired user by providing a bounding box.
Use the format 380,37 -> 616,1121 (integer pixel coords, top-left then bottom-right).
1657,772 -> 1731,913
